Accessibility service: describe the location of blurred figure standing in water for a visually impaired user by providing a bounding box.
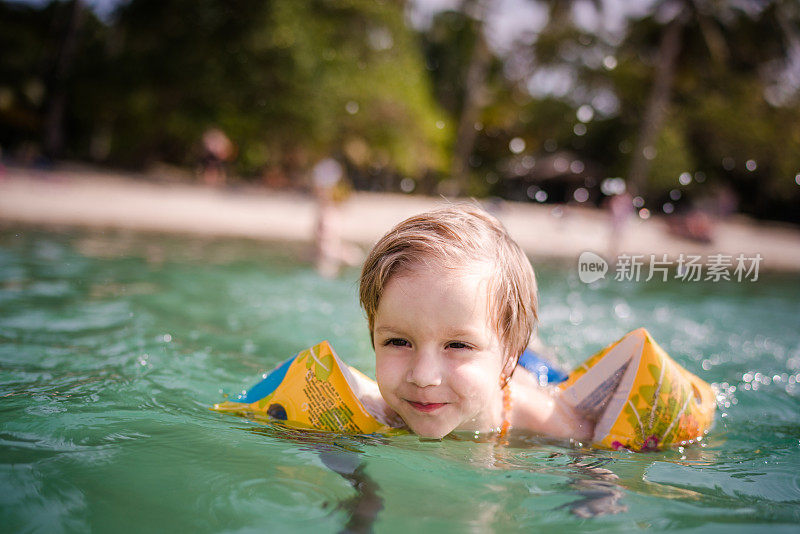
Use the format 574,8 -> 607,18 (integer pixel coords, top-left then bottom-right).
200,128 -> 234,186
607,189 -> 634,260
312,158 -> 362,277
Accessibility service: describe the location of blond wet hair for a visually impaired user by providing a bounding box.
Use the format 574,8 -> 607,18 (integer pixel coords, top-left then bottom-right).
359,203 -> 538,369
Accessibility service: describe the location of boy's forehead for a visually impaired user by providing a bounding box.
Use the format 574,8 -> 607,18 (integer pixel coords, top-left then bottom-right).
380,262 -> 498,320
391,257 -> 495,282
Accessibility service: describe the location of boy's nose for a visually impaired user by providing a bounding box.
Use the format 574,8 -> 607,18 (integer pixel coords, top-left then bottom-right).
406,348 -> 443,387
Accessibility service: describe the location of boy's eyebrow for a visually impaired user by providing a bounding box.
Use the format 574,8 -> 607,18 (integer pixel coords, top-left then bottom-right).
443,328 -> 483,339
374,325 -> 483,339
374,326 -> 401,334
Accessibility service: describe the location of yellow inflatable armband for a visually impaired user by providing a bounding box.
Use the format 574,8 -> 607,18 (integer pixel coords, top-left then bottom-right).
212,341 -> 394,434
559,328 -> 715,451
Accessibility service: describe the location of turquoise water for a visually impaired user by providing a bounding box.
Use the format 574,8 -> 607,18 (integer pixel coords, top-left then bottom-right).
1,228 -> 799,532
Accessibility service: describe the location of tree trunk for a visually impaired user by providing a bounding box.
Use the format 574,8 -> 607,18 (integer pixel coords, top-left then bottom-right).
627,7 -> 687,197
450,0 -> 491,196
43,0 -> 85,159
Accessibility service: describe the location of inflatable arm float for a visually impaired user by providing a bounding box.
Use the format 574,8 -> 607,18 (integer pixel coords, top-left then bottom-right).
213,341 -> 398,434
213,328 -> 715,451
556,328 -> 715,450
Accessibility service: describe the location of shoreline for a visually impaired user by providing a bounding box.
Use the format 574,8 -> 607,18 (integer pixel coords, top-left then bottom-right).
1,164 -> 799,273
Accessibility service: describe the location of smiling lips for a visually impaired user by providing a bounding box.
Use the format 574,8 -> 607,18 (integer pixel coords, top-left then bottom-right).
407,400 -> 447,413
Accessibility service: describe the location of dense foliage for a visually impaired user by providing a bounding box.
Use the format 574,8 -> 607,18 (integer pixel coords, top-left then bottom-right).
0,0 -> 798,222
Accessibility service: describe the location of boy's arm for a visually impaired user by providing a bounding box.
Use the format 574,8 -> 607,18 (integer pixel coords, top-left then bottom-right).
510,367 -> 595,442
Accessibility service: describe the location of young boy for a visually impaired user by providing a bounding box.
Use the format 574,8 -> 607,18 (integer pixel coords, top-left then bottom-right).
358,204 -> 594,441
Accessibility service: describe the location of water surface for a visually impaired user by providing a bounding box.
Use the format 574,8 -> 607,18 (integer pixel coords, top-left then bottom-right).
1,228 -> 799,532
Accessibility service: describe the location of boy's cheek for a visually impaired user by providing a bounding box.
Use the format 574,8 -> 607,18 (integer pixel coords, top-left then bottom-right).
375,354 -> 402,384
455,362 -> 500,389
374,360 -> 400,399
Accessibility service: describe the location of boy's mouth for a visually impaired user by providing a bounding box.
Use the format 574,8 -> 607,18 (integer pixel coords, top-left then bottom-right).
407,400 -> 447,413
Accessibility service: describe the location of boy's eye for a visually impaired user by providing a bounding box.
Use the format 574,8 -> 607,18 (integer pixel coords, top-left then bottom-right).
446,341 -> 470,350
385,338 -> 410,348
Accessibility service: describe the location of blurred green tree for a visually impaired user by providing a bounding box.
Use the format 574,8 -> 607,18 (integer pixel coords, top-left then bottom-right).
0,0 -> 449,185
617,0 -> 800,219
0,1 -> 66,154
103,0 -> 449,183
443,0 -> 800,220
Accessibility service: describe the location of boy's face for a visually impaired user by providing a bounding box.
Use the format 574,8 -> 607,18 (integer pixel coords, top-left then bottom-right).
372,265 -> 506,439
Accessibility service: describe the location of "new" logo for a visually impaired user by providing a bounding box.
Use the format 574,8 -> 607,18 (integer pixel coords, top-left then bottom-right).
578,251 -> 608,283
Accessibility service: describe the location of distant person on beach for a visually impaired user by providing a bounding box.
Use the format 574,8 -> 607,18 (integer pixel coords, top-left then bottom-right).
666,209 -> 714,244
200,128 -> 234,186
664,190 -> 716,244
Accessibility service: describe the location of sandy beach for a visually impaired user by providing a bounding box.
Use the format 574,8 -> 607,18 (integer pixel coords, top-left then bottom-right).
1,164 -> 799,272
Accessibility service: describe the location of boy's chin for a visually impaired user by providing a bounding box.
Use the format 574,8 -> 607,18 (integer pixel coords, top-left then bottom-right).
406,420 -> 455,440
